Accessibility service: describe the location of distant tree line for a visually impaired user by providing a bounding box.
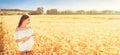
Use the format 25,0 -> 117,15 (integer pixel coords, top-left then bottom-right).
29,7 -> 43,15
46,9 -> 120,15
0,7 -> 120,15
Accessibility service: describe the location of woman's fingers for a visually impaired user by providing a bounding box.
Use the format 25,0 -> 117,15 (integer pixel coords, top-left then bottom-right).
32,33 -> 38,36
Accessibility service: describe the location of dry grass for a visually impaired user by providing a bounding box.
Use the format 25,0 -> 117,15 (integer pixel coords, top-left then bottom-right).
0,15 -> 120,55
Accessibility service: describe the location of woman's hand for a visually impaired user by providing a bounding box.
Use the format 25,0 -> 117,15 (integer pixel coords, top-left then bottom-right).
31,33 -> 39,36
31,33 -> 39,39
31,33 -> 36,36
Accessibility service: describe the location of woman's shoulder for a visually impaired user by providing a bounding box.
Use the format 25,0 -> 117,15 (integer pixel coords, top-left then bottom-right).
14,28 -> 21,34
14,28 -> 19,35
16,26 -> 32,31
15,28 -> 19,32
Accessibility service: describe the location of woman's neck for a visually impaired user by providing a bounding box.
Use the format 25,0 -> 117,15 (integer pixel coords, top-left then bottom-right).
20,24 -> 27,28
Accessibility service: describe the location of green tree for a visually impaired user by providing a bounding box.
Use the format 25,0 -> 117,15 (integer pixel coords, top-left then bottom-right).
60,10 -> 73,15
46,9 -> 59,15
76,10 -> 85,15
29,7 -> 44,15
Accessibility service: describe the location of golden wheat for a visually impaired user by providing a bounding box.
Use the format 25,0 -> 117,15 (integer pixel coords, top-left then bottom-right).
0,15 -> 120,55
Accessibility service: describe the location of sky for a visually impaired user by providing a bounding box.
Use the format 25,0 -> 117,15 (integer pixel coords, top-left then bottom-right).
0,0 -> 120,11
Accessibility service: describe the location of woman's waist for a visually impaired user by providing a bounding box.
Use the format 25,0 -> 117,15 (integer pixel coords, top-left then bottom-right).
18,37 -> 34,45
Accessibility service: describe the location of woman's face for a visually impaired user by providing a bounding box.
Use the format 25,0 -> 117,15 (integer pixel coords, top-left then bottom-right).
23,18 -> 30,25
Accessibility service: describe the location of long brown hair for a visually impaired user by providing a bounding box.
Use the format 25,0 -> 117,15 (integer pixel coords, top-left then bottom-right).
17,15 -> 29,28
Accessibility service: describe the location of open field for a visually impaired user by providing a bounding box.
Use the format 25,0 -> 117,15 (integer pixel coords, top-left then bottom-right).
0,15 -> 120,55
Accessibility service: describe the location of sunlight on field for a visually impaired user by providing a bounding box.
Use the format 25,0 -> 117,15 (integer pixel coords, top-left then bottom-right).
0,15 -> 120,55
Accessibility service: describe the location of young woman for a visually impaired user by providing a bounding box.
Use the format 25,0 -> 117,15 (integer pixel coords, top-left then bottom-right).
14,15 -> 36,55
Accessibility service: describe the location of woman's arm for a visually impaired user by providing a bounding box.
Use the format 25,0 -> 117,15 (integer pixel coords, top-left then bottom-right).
16,33 -> 38,43
15,36 -> 31,43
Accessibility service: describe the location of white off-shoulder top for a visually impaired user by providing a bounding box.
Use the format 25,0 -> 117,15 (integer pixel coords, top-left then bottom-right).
14,27 -> 34,51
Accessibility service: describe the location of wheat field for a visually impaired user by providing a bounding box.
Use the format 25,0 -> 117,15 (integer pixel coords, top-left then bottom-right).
0,15 -> 120,55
